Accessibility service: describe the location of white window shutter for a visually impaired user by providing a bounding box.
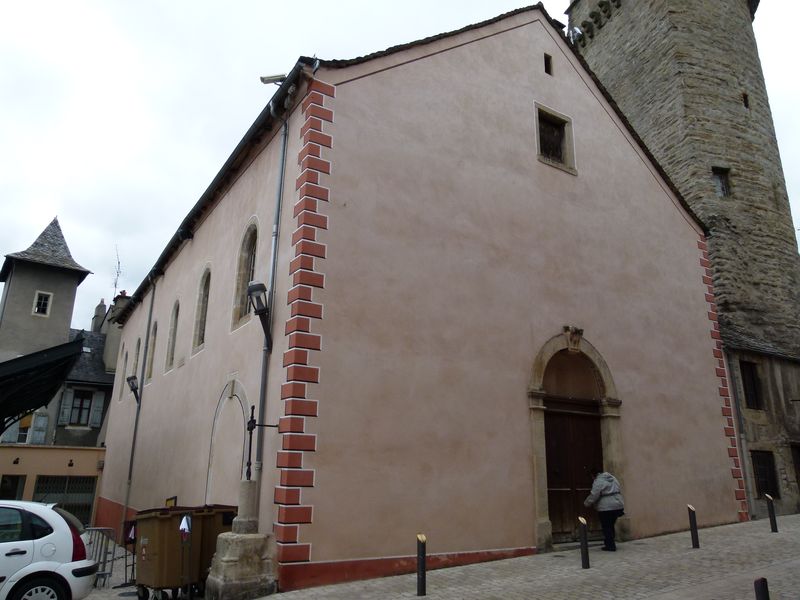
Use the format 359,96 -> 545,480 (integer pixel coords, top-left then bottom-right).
89,391 -> 106,428
58,389 -> 74,425
1,420 -> 19,443
30,413 -> 49,444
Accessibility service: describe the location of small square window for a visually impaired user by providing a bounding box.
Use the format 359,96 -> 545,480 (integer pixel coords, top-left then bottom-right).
544,53 -> 553,75
32,292 -> 52,316
536,106 -> 575,173
712,167 -> 731,197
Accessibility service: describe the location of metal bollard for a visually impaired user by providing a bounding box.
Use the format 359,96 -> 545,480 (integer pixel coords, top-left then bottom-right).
687,505 -> 700,549
578,517 -> 590,569
417,534 -> 427,597
754,577 -> 770,600
764,494 -> 778,533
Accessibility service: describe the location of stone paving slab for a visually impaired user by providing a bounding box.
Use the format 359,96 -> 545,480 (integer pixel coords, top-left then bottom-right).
88,514 -> 800,600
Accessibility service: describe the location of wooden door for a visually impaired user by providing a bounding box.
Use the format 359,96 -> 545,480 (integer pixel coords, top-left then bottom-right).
544,398 -> 603,542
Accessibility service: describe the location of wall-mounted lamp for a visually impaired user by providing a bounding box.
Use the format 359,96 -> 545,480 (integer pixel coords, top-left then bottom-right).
68,459 -> 74,467
247,281 -> 272,352
12,457 -> 19,464
127,375 -> 141,405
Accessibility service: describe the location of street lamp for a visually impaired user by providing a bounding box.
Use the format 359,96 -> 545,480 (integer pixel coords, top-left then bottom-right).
247,281 -> 272,352
126,375 -> 141,404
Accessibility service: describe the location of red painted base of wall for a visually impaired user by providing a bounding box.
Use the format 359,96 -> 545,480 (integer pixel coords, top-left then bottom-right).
278,546 -> 536,591
95,496 -> 138,542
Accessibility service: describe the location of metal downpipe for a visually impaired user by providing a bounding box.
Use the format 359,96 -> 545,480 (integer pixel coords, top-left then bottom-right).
119,272 -> 157,538
255,115 -> 290,472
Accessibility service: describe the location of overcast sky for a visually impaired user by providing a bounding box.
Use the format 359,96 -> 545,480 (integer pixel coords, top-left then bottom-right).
1,1 -> 797,331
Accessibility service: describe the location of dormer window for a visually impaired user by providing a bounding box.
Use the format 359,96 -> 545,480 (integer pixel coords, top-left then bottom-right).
32,291 -> 52,317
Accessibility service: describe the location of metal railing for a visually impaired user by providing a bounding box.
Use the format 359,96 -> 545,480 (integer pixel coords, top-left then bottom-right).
85,527 -> 115,587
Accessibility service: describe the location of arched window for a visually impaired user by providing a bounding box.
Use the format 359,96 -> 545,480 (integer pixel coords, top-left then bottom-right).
132,338 -> 141,377
233,224 -> 257,325
166,301 -> 179,370
119,348 -> 128,400
194,269 -> 211,350
146,323 -> 157,382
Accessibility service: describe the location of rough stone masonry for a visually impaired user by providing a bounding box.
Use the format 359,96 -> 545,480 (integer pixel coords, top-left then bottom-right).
567,0 -> 800,359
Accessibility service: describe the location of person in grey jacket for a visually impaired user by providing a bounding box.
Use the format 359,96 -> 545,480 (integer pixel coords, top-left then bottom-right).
584,467 -> 625,551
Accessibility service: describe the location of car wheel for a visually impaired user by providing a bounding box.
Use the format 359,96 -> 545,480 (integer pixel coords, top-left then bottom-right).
136,585 -> 150,600
10,578 -> 67,600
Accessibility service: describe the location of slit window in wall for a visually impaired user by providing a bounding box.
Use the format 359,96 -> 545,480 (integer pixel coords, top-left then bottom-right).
233,225 -> 258,325
32,291 -> 52,316
146,323 -> 157,382
132,338 -> 141,379
544,53 -> 553,75
742,92 -> 750,109
194,269 -> 211,350
166,301 -> 179,370
740,360 -> 763,410
536,105 -> 576,173
751,450 -> 780,499
119,351 -> 128,400
712,167 -> 731,197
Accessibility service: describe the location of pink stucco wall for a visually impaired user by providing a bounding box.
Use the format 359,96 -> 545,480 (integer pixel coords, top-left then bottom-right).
99,7 -> 740,588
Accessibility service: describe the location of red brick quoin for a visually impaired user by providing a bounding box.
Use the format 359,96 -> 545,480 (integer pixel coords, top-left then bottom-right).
274,77 -> 335,569
698,236 -> 749,522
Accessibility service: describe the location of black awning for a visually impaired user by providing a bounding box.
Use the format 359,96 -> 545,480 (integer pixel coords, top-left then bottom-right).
0,335 -> 84,434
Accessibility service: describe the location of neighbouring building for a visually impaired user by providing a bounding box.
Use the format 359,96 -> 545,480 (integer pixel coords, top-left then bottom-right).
0,218 -> 124,525
566,0 -> 800,518
97,5 -> 748,590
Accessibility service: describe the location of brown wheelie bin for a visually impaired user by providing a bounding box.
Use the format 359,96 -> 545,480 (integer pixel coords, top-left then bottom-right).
135,506 -> 203,600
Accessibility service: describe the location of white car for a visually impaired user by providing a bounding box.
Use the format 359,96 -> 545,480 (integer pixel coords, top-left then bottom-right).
0,501 -> 97,600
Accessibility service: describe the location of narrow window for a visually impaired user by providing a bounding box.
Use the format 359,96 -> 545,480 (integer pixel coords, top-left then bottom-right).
544,53 -> 553,75
70,390 -> 93,426
166,301 -> 179,370
742,92 -> 750,109
712,167 -> 731,197
194,270 -> 211,350
132,338 -> 141,379
233,225 -> 258,324
751,451 -> 780,499
791,445 -> 800,496
32,291 -> 52,316
146,323 -> 157,381
119,350 -> 128,400
740,361 -> 763,410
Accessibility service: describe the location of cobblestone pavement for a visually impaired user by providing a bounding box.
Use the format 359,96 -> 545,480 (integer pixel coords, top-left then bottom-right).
89,514 -> 800,600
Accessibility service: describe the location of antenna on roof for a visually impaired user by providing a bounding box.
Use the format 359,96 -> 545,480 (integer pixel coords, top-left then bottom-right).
112,245 -> 122,298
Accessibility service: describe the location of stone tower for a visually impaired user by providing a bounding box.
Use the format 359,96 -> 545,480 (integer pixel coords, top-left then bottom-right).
0,218 -> 91,361
567,0 -> 800,517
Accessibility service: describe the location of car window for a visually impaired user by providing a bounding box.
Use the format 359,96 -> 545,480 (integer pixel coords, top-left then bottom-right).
0,507 -> 23,542
53,506 -> 85,534
28,512 -> 54,539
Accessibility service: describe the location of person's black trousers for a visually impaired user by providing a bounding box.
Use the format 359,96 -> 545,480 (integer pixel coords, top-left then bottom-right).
598,509 -> 624,550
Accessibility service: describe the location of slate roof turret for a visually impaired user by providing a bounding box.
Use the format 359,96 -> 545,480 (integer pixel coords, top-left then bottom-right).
0,217 -> 91,283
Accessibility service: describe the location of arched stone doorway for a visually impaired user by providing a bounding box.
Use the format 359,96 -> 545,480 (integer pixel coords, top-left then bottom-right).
204,380 -> 249,505
528,327 -> 623,550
